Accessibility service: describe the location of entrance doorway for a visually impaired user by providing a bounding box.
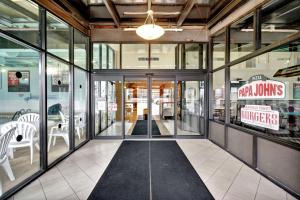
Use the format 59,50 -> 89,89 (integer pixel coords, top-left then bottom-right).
92,74 -> 206,138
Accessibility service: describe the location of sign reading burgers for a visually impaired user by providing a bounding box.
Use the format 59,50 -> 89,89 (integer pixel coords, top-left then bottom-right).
238,75 -> 285,100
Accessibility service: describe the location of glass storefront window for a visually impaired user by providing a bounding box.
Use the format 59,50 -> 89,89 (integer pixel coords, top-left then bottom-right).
211,70 -> 225,122
74,68 -> 87,146
122,44 -> 149,69
0,36 -> 40,195
212,31 -> 226,69
46,12 -> 70,61
150,44 -> 176,69
74,29 -> 88,69
184,43 -> 207,69
92,43 -> 120,69
46,56 -> 70,164
261,0 -> 300,46
230,13 -> 254,61
230,40 -> 300,145
0,0 -> 40,47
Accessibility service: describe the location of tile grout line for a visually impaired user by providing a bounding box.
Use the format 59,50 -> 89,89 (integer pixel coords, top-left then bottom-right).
38,178 -> 48,200
56,165 -> 80,200
205,154 -> 231,182
221,164 -> 244,200
254,176 -> 262,200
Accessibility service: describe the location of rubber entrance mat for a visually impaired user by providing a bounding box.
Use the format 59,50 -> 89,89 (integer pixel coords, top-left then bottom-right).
88,141 -> 214,200
131,120 -> 161,135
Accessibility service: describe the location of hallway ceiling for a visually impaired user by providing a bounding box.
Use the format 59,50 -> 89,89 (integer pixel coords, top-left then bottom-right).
67,0 -> 237,28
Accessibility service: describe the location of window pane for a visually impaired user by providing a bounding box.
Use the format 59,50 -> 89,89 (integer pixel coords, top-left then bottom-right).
0,36 -> 40,195
0,0 -> 40,46
150,44 -> 176,69
74,29 -> 88,69
122,44 -> 148,69
211,70 -> 225,122
230,40 -> 300,145
74,68 -> 87,146
47,56 -> 70,164
184,43 -> 207,69
47,12 -> 70,61
261,0 -> 300,46
213,31 -> 226,69
92,43 -> 120,69
230,13 -> 254,61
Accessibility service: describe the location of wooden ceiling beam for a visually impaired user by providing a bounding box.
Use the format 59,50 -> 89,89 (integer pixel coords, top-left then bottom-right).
177,0 -> 195,27
103,0 -> 121,28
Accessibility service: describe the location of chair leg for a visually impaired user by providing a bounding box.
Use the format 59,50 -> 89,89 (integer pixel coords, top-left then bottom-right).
30,143 -> 34,165
0,180 -> 2,196
9,148 -> 14,159
62,135 -> 69,148
3,158 -> 15,181
53,137 -> 56,146
48,135 -> 52,152
76,127 -> 81,140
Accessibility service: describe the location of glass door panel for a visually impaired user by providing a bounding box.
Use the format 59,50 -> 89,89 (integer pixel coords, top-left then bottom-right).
124,79 -> 148,136
177,80 -> 205,135
151,80 -> 175,136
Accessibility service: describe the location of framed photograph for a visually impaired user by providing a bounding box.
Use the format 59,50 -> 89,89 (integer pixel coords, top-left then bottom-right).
51,72 -> 69,92
8,71 -> 30,92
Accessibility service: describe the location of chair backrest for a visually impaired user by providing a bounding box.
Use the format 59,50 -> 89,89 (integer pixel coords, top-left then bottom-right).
0,127 -> 16,159
0,121 -> 36,142
18,113 -> 39,122
59,111 -> 69,123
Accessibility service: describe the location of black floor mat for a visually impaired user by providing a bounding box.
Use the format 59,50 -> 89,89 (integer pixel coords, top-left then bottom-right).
131,120 -> 161,135
88,141 -> 214,200
88,141 -> 150,200
151,141 -> 214,200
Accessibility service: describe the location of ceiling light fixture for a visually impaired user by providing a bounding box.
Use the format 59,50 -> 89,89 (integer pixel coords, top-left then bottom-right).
136,10 -> 165,40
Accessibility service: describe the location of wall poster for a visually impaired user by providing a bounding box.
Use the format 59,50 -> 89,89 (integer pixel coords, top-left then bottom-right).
51,72 -> 69,92
8,71 -> 30,92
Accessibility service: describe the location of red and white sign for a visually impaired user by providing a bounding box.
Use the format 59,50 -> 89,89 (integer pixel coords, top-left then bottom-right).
241,105 -> 279,130
238,75 -> 285,100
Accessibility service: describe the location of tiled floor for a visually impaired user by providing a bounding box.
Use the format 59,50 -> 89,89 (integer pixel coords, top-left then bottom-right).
10,139 -> 297,200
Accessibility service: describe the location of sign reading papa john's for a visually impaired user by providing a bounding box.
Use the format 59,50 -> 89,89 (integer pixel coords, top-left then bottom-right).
238,75 -> 285,100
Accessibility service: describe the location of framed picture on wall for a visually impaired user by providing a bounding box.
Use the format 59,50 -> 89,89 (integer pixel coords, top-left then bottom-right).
51,72 -> 69,92
8,71 -> 30,92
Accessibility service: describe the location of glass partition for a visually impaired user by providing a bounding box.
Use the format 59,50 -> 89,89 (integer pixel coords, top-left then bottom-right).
92,43 -> 120,69
230,40 -> 300,145
261,0 -> 300,46
122,44 -> 149,69
0,36 -> 40,195
0,0 -> 40,47
74,29 -> 88,69
230,13 -> 254,61
74,68 -> 87,146
211,70 -> 225,122
94,80 -> 123,136
177,80 -> 205,135
212,31 -> 226,69
47,12 -> 70,61
184,43 -> 207,69
46,56 -> 70,164
150,44 -> 176,69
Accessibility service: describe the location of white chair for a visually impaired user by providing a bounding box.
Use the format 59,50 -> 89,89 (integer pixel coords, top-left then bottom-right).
75,114 -> 86,140
48,111 -> 69,151
0,122 -> 37,164
18,113 -> 40,150
17,113 -> 39,123
0,127 -> 16,196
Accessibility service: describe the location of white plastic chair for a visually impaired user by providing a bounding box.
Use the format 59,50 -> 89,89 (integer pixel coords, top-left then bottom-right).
75,114 -> 86,140
48,111 -> 69,151
0,122 -> 37,164
0,127 -> 16,196
17,113 -> 39,123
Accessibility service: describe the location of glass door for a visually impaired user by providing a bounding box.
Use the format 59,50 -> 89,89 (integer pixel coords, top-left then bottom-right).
124,77 -> 149,137
150,79 -> 175,137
